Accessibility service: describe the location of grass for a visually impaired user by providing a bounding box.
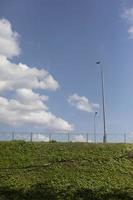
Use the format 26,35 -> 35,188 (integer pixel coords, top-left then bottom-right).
0,141 -> 133,199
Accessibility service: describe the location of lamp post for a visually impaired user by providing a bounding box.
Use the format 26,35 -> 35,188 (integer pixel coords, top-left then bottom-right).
94,112 -> 98,143
96,61 -> 107,143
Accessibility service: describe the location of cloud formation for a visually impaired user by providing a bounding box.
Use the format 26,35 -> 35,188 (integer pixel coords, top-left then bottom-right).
73,134 -> 92,142
0,18 -> 20,58
68,93 -> 99,112
74,134 -> 86,142
0,18 -> 73,131
33,134 -> 49,142
0,56 -> 59,92
0,95 -> 73,129
123,7 -> 133,38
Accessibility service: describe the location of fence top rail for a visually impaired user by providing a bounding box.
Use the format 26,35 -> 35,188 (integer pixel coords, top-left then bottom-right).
0,132 -> 130,135
0,132 -> 130,136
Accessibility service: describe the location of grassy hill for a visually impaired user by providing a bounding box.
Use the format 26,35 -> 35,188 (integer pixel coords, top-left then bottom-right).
0,142 -> 133,199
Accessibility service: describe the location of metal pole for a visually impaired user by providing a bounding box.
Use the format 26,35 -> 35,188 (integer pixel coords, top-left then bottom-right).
12,132 -> 15,141
68,133 -> 70,142
86,133 -> 88,143
124,133 -> 126,144
49,133 -> 52,142
30,132 -> 33,142
96,61 -> 107,143
94,112 -> 97,143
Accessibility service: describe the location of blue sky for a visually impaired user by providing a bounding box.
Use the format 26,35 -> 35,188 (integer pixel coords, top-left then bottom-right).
0,0 -> 133,134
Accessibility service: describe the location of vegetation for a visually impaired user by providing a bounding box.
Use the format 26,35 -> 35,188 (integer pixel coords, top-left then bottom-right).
0,141 -> 133,199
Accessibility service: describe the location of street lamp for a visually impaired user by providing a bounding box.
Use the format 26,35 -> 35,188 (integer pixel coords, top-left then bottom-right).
94,111 -> 98,143
96,61 -> 107,143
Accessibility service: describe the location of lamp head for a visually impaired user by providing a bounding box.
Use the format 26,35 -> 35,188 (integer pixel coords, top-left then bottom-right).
96,61 -> 101,64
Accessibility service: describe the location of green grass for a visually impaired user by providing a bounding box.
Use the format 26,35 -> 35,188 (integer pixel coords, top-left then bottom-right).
0,141 -> 133,199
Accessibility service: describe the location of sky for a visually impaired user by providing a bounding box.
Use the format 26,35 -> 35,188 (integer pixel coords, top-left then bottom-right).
0,0 -> 133,135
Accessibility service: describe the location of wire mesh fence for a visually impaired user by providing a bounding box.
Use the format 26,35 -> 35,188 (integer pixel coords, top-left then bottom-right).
0,132 -> 132,143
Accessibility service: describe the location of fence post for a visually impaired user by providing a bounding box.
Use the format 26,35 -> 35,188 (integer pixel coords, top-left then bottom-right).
68,133 -> 70,142
49,133 -> 52,142
12,132 -> 15,141
86,133 -> 88,143
30,132 -> 33,142
94,132 -> 97,143
124,133 -> 126,144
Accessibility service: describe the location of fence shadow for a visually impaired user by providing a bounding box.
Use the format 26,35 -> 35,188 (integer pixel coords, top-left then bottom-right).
74,188 -> 133,200
0,183 -> 132,200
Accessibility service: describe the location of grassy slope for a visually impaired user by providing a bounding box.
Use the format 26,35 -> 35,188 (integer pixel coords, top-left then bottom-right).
0,142 -> 133,199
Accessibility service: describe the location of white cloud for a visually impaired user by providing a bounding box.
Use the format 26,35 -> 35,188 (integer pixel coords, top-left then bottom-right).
74,135 -> 86,142
33,134 -> 49,142
0,18 -> 73,131
0,89 -> 73,131
0,18 -> 20,58
68,93 -> 99,112
0,56 -> 59,92
73,134 -> 92,142
16,88 -> 48,104
123,8 -> 133,38
124,8 -> 133,23
128,26 -> 133,38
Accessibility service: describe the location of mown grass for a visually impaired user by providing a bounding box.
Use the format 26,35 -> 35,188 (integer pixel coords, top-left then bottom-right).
0,141 -> 133,199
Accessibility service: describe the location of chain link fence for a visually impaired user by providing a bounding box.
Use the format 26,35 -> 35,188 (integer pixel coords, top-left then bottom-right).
0,132 -> 132,143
